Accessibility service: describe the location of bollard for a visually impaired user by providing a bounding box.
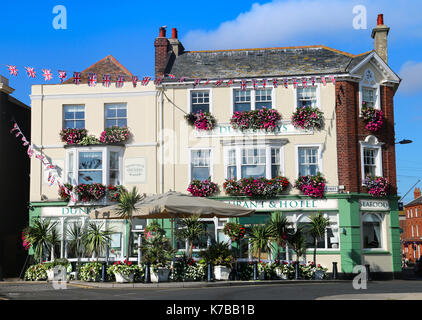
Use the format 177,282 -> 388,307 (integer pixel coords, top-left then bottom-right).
332,262 -> 338,280
365,264 -> 371,281
207,262 -> 212,282
253,261 -> 258,280
295,262 -> 300,280
101,262 -> 107,282
144,263 -> 151,283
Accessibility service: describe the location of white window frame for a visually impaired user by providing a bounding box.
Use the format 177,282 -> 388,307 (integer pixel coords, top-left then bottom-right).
63,104 -> 85,129
223,142 -> 285,180
188,148 -> 213,183
104,103 -> 128,128
295,144 -> 323,178
361,212 -> 385,251
230,85 -> 276,115
359,68 -> 381,112
293,83 -> 321,111
188,88 -> 213,114
360,135 -> 383,185
65,146 -> 124,186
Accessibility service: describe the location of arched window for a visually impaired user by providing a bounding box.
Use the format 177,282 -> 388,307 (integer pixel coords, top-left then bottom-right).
362,213 -> 382,249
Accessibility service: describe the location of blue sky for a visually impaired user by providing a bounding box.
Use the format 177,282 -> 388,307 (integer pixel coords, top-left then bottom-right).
1,0 -> 421,204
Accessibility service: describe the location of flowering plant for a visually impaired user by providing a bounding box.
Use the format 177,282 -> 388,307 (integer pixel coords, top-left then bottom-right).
361,104 -> 383,132
24,264 -> 48,281
184,111 -> 216,130
60,128 -> 87,145
301,261 -> 328,280
223,222 -> 246,242
291,106 -> 324,130
107,185 -> 124,202
21,231 -> 32,250
363,176 -> 390,197
79,262 -> 102,282
230,108 -> 281,131
223,176 -> 289,197
294,172 -> 326,198
58,183 -> 73,201
187,178 -> 218,197
107,259 -> 136,277
170,256 -> 206,281
99,126 -> 130,144
74,183 -> 106,202
79,135 -> 100,146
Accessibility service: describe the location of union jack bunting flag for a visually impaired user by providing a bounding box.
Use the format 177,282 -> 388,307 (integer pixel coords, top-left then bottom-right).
214,79 -> 223,87
21,136 -> 29,146
58,71 -> 67,83
168,74 -> 176,79
15,131 -> 22,138
27,146 -> 34,158
116,75 -> 125,88
302,78 -> 307,87
262,79 -> 267,89
179,77 -> 186,83
311,77 -> 316,86
141,76 -> 151,86
252,79 -> 257,90
73,72 -> 81,85
7,65 -> 18,76
154,77 -> 163,85
321,76 -> 327,86
202,79 -> 210,86
102,74 -> 111,87
272,79 -> 278,88
88,73 -> 97,87
10,122 -> 18,133
241,80 -> 247,90
292,78 -> 298,89
132,76 -> 139,87
226,79 -> 233,87
330,76 -> 336,85
283,78 -> 288,88
42,69 -> 53,81
193,79 -> 201,88
25,67 -> 36,78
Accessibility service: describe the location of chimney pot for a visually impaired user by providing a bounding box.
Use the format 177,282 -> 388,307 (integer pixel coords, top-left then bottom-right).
159,26 -> 167,38
377,14 -> 384,26
172,28 -> 178,39
414,188 -> 421,199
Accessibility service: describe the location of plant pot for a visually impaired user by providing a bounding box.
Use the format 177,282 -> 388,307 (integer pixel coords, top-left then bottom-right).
114,272 -> 134,283
313,270 -> 325,280
151,268 -> 171,283
47,268 -> 67,281
214,265 -> 230,280
276,268 -> 288,280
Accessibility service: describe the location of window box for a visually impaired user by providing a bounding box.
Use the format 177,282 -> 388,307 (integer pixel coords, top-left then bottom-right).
187,179 -> 218,197
230,108 -> 281,131
294,172 -> 326,198
361,104 -> 384,132
291,106 -> 324,130
184,111 -> 216,131
223,176 -> 289,198
60,128 -> 88,145
363,176 -> 390,197
99,126 -> 131,144
74,183 -> 107,202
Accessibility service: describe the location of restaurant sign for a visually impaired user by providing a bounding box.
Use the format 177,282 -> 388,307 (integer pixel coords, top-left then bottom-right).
224,198 -> 338,211
359,199 -> 390,211
41,206 -> 94,217
194,121 -> 312,138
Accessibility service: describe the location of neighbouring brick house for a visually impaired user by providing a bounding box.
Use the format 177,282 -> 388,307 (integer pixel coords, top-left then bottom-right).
402,188 -> 422,263
0,75 -> 31,278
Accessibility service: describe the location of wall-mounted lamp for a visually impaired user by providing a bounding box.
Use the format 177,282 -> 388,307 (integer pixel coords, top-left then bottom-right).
395,139 -> 413,145
342,228 -> 347,235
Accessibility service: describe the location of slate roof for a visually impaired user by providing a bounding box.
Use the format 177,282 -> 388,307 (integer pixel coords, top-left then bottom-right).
405,196 -> 422,207
64,55 -> 133,84
165,45 -> 373,80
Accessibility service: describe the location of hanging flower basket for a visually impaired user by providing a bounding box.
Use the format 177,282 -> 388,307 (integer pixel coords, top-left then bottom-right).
363,176 -> 390,197
184,111 -> 216,130
294,173 -> 326,198
58,183 -> 74,201
291,106 -> 324,130
230,108 -> 281,131
60,128 -> 88,145
74,183 -> 106,202
187,178 -> 218,197
99,126 -> 130,144
107,185 -> 124,202
361,104 -> 384,132
223,222 -> 246,242
223,176 -> 289,198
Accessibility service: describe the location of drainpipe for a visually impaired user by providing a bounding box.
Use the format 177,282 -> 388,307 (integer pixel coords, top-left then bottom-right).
159,88 -> 164,194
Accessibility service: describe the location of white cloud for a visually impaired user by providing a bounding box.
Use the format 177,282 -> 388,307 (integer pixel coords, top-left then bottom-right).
398,61 -> 422,94
181,0 -> 422,51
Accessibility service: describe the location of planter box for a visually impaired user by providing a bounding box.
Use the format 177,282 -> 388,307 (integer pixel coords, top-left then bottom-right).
214,265 -> 230,280
114,272 -> 134,283
151,268 -> 171,283
47,268 -> 67,281
313,270 -> 325,280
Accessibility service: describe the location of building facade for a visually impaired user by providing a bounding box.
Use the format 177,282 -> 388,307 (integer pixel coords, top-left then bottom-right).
0,75 -> 31,277
402,188 -> 422,263
29,15 -> 401,279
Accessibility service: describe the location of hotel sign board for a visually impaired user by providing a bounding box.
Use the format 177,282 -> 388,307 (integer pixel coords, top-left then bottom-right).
359,199 -> 390,211
194,121 -> 313,138
41,206 -> 93,217
124,158 -> 146,184
224,198 -> 338,211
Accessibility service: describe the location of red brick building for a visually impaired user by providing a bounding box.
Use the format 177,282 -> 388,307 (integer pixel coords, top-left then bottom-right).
402,188 -> 422,262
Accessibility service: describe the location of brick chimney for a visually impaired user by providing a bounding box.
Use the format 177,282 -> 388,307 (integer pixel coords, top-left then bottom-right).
154,26 -> 169,78
168,28 -> 185,57
0,75 -> 14,94
415,188 -> 421,199
371,14 -> 390,63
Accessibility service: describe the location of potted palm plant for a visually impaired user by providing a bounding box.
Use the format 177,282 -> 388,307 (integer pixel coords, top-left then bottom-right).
66,222 -> 87,280
200,242 -> 235,280
268,212 -> 291,279
175,214 -> 207,259
248,224 -> 274,279
309,212 -> 330,280
287,227 -> 307,279
23,219 -> 58,264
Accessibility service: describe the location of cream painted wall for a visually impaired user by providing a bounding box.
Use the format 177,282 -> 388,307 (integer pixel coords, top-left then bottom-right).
162,83 -> 338,195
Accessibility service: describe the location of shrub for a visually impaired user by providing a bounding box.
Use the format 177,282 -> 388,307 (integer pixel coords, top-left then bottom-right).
24,263 -> 48,281
170,256 -> 206,281
79,262 -> 102,281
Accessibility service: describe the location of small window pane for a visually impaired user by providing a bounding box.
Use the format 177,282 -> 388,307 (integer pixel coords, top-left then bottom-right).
63,105 -> 85,129
191,150 -> 211,180
297,87 -> 317,108
363,214 -> 381,249
298,147 -> 319,176
191,91 -> 210,113
234,90 -> 251,112
105,103 -> 127,128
